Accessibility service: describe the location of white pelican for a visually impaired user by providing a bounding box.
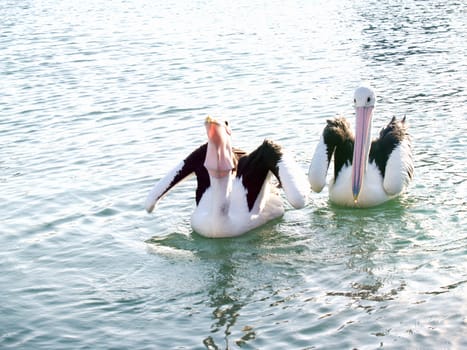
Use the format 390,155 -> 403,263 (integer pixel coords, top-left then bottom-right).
146,116 -> 309,237
308,86 -> 413,207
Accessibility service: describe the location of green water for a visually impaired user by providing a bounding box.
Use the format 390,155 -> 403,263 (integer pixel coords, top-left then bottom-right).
1,0 -> 466,348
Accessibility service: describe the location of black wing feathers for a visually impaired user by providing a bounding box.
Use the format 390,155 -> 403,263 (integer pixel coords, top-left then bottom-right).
369,116 -> 409,178
159,144 -> 210,205
323,117 -> 354,181
236,140 -> 282,210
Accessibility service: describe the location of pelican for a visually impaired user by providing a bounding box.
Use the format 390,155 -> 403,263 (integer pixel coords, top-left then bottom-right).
145,116 -> 309,238
308,86 -> 413,207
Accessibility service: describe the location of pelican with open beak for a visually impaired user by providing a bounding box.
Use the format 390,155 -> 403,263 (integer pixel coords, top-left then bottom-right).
146,116 -> 309,237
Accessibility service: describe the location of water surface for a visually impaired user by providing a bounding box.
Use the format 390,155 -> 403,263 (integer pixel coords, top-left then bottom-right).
1,0 -> 466,349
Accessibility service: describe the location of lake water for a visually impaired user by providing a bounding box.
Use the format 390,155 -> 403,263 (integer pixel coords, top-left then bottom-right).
1,0 -> 466,349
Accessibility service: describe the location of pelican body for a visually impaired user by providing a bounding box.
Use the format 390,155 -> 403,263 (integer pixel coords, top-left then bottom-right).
308,86 -> 413,207
146,116 -> 309,238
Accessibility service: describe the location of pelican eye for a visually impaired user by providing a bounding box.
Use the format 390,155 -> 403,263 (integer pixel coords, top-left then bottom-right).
353,98 -> 356,104
367,96 -> 371,103
224,121 -> 229,126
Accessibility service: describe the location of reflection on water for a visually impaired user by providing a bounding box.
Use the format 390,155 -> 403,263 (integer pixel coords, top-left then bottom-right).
203,260 -> 247,349
147,233 -> 263,348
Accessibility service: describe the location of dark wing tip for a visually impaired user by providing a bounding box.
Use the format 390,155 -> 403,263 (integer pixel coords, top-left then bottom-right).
326,116 -> 350,128
379,116 -> 409,139
324,116 -> 353,143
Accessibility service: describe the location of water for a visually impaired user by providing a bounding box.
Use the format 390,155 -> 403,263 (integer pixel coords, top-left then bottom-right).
1,0 -> 466,348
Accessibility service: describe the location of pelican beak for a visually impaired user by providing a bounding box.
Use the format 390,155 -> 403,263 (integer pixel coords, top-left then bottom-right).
352,106 -> 373,202
205,115 -> 218,126
204,116 -> 234,178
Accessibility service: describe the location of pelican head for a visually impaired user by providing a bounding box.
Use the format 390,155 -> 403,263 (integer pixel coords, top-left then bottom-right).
204,116 -> 234,178
352,86 -> 376,202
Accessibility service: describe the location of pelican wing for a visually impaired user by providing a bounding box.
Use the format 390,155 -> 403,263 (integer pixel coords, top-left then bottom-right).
370,117 -> 413,196
308,117 -> 354,192
238,140 -> 308,210
145,144 -> 209,213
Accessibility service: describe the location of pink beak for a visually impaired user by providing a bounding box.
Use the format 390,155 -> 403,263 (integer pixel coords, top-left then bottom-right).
204,117 -> 234,178
351,106 -> 373,202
